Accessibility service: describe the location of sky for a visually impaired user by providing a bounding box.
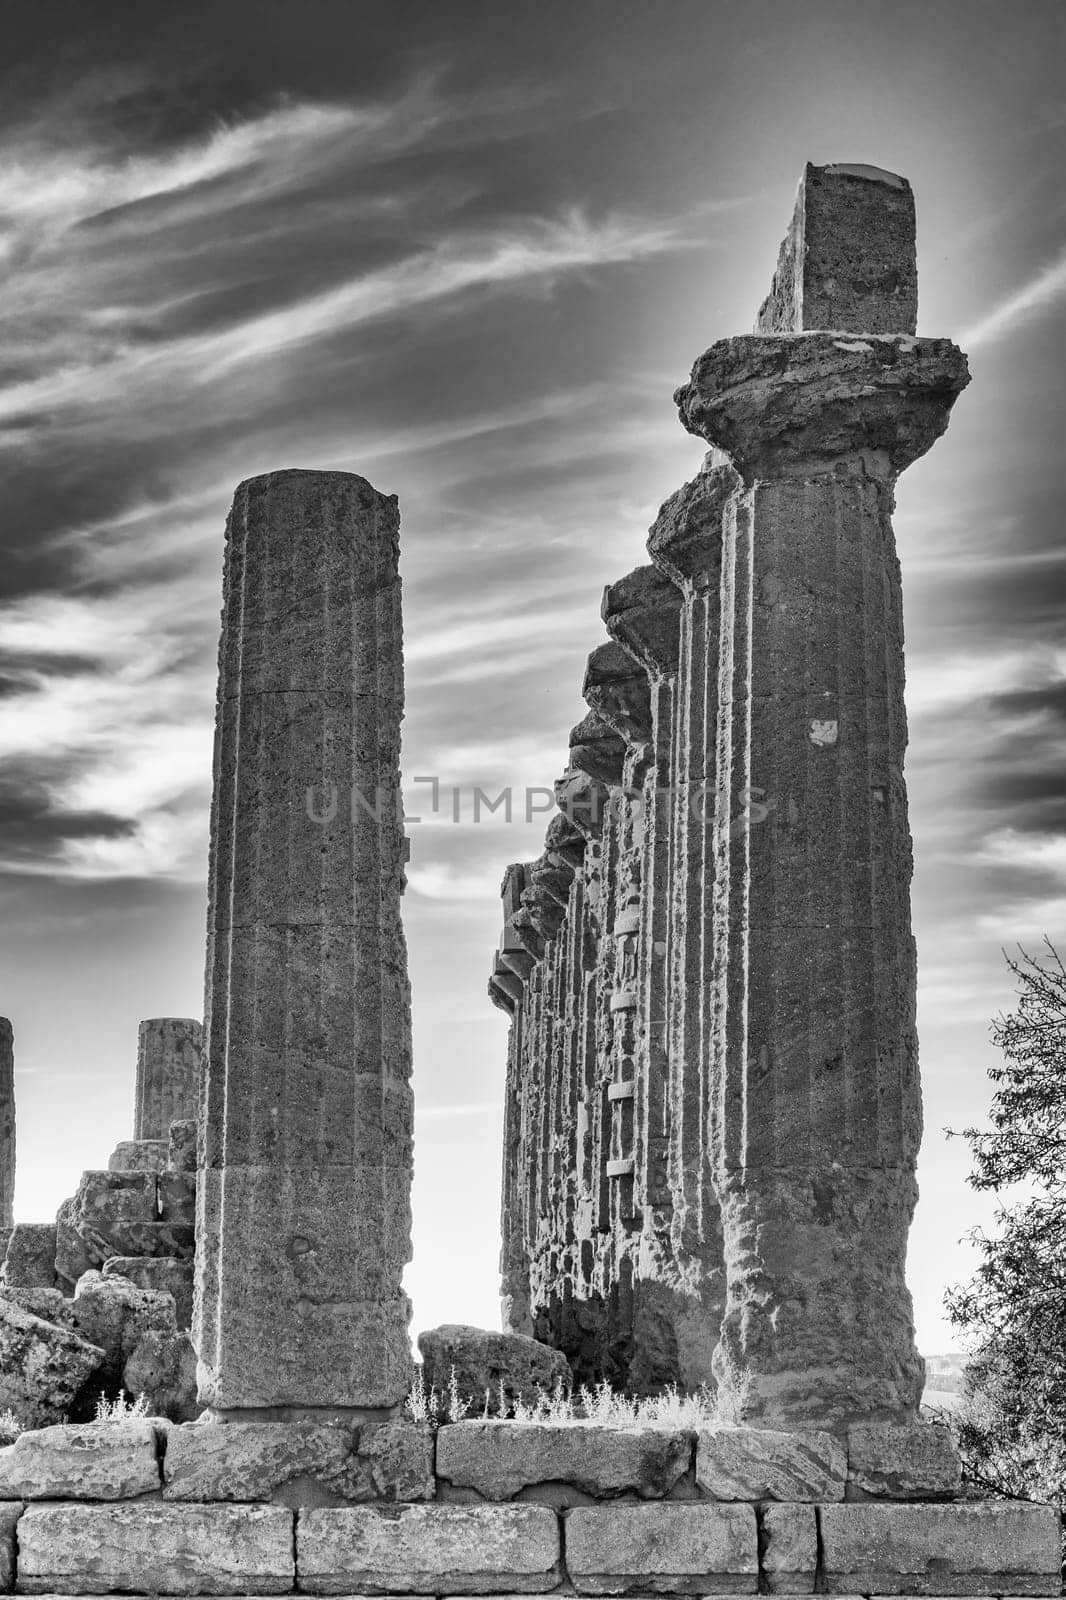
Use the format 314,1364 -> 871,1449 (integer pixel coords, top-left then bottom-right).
1,0 -> 1064,1357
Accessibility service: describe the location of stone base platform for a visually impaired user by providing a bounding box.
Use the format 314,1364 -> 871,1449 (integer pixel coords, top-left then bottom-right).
0,1419 -> 1059,1595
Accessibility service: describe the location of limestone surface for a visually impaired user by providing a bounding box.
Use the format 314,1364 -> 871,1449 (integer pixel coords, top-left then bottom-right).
0,1419 -> 160,1498
123,1327 -> 200,1421
296,1502 -> 560,1593
418,1325 -> 571,1406
565,1502 -> 757,1594
819,1500 -> 1062,1595
108,1139 -> 168,1173
72,1270 -> 176,1375
104,1254 -> 194,1329
2,1222 -> 56,1288
0,1285 -> 75,1329
0,1018 -> 13,1229
846,1419 -> 961,1499
0,1502 -> 18,1591
168,1117 -> 198,1172
16,1501 -> 294,1594
134,1017 -> 202,1141
0,1300 -> 105,1428
196,469 -> 413,1411
695,1426 -> 846,1502
759,1503 -> 817,1593
437,1419 -> 691,1500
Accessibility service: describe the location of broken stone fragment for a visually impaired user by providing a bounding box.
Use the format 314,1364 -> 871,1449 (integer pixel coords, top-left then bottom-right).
72,1269 -> 176,1377
167,1117 -> 198,1173
565,1501 -> 757,1595
296,1502 -> 561,1594
0,1298 -> 106,1429
0,1418 -> 161,1499
16,1500 -> 294,1594
417,1324 -> 572,1408
437,1418 -> 691,1501
1,1222 -> 57,1288
0,1284 -> 76,1330
104,1254 -> 194,1330
107,1139 -> 168,1173
845,1418 -> 962,1500
123,1326 -> 201,1422
695,1424 -> 846,1502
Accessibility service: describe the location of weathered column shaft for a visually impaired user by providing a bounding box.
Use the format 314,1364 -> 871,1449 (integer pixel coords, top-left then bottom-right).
195,469 -> 412,1412
0,1019 -> 14,1230
676,328 -> 969,1428
133,1018 -> 202,1140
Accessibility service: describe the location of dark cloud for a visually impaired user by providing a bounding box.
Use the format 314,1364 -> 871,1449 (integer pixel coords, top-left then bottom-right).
0,766 -> 135,866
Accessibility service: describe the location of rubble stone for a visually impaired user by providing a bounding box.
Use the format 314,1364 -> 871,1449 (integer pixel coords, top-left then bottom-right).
16,1500 -> 294,1593
72,1270 -> 175,1375
1,1223 -> 56,1289
819,1500 -> 1062,1595
103,1253 -> 194,1329
437,1419 -> 691,1500
0,1419 -> 160,1498
565,1501 -> 757,1594
0,1285 -> 75,1330
0,1298 -> 105,1428
123,1327 -> 201,1421
846,1419 -> 962,1499
419,1325 -> 572,1407
695,1426 -> 846,1502
196,470 -> 413,1411
296,1502 -> 560,1593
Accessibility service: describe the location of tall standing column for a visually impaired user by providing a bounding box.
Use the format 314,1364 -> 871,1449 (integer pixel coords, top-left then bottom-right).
195,469 -> 412,1414
134,1018 -> 202,1140
0,1019 -> 14,1230
675,332 -> 969,1428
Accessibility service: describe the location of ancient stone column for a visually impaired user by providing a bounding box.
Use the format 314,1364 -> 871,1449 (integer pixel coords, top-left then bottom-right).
195,469 -> 412,1414
133,1018 -> 202,1140
0,1020 -> 14,1231
675,242 -> 970,1426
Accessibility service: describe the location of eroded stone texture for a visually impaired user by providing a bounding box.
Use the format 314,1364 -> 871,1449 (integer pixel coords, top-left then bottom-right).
0,1501 -> 19,1590
1,1223 -> 56,1289
756,163 -> 917,336
0,1019 -> 13,1230
104,1254 -> 194,1330
108,1139 -> 168,1174
759,1502 -> 817,1594
134,1017 -> 202,1141
124,1327 -> 201,1422
0,1299 -> 105,1429
674,329 -> 969,1431
847,1419 -> 961,1499
296,1502 -> 561,1594
168,1117 -> 198,1173
17,1501 -> 294,1594
818,1500 -> 1062,1595
72,1270 -> 176,1377
437,1419 -> 691,1500
565,1501 -> 757,1594
0,1419 -> 160,1499
195,470 -> 413,1410
695,1425 -> 845,1502
419,1327 -> 571,1409
0,1286 -> 75,1330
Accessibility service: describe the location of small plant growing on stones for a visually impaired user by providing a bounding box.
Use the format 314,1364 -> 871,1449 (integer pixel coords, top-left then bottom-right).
0,1409 -> 23,1446
94,1390 -> 151,1424
403,1365 -> 440,1425
446,1365 -> 471,1423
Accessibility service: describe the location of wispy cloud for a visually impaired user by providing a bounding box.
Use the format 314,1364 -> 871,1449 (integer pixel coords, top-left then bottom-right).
960,245 -> 1066,347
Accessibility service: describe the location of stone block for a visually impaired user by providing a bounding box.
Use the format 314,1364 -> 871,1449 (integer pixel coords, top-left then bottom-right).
1,1224 -> 56,1288
16,1501 -> 294,1593
0,1286 -> 75,1330
164,1419 -> 353,1502
296,1503 -> 560,1593
351,1418 -> 435,1503
72,1270 -> 175,1373
124,1328 -> 200,1422
158,1170 -> 197,1226
418,1325 -> 571,1407
695,1426 -> 845,1502
168,1117 -> 198,1172
759,1503 -> 816,1593
108,1139 -> 168,1173
846,1420 -> 962,1499
756,162 -> 917,336
0,1419 -> 160,1498
438,1419 -> 691,1500
819,1500 -> 1062,1595
0,1300 -> 105,1429
0,1501 -> 19,1590
565,1502 -> 757,1594
104,1255 -> 194,1329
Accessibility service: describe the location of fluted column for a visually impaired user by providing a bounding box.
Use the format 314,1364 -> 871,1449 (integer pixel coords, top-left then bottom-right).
0,1020 -> 14,1230
134,1018 -> 202,1140
195,469 -> 412,1414
675,333 -> 969,1428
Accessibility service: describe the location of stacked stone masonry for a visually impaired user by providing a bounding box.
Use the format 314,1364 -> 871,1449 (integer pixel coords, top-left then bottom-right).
490,161 -> 971,1411
0,1417 -> 1059,1594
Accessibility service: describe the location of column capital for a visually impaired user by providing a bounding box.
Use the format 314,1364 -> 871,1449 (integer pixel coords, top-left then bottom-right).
647,463 -> 739,590
568,712 -> 626,790
582,642 -> 652,748
601,565 -> 683,678
675,332 -> 969,482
